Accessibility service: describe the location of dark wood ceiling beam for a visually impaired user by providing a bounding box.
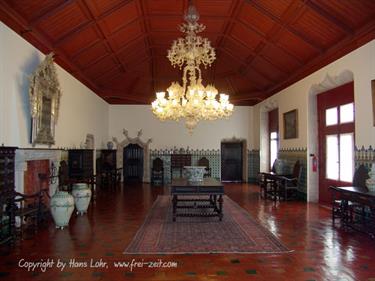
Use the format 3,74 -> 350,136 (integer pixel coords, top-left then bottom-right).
79,0 -> 127,73
85,64 -> 122,82
90,0 -> 134,20
265,18 -> 375,95
71,33 -> 146,63
138,0 -> 156,94
247,0 -> 323,53
210,0 -> 242,87
102,90 -> 149,103
0,2 -> 50,49
218,35 -> 291,79
53,21 -> 97,48
55,15 -> 144,52
53,11 -> 222,52
225,76 -> 238,95
77,36 -> 148,70
0,1 -> 101,95
89,55 -> 152,84
235,20 -> 304,65
123,76 -> 141,98
231,94 -> 264,102
28,0 -> 75,26
215,48 -> 274,90
303,0 -> 354,35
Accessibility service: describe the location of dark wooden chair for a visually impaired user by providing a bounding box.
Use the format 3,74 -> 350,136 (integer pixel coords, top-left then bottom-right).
258,159 -> 276,199
277,160 -> 302,201
330,164 -> 369,224
151,158 -> 164,186
198,157 -> 211,177
14,188 -> 49,239
58,160 -> 70,191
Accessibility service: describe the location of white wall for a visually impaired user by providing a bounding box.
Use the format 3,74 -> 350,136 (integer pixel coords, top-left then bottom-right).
0,22 -> 109,149
109,105 -> 253,150
253,39 -> 375,149
253,39 -> 375,202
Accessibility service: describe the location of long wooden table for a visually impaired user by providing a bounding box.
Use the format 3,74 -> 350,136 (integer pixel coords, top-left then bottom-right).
171,178 -> 224,222
330,186 -> 375,238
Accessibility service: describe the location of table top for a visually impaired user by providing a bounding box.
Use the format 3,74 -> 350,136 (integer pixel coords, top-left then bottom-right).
259,172 -> 293,179
172,177 -> 222,187
171,178 -> 224,195
330,186 -> 375,198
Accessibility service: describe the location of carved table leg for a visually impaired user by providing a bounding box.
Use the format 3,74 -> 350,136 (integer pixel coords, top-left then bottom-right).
218,195 -> 223,221
172,195 -> 177,222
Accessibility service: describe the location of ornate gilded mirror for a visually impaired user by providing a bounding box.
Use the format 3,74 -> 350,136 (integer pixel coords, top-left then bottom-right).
29,53 -> 61,147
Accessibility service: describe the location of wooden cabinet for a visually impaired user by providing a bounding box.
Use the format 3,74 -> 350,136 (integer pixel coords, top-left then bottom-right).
0,147 -> 17,246
68,149 -> 93,180
171,154 -> 191,179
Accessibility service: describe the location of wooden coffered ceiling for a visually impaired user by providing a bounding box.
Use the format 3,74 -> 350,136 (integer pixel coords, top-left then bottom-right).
1,0 -> 375,105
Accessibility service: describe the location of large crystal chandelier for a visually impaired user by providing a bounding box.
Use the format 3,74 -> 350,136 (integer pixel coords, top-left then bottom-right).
151,1 -> 234,133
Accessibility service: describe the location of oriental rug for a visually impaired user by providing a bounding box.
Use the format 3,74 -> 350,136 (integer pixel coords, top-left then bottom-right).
124,195 -> 290,254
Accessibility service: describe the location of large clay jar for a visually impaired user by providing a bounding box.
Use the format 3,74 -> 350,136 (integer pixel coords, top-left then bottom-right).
72,183 -> 92,215
50,191 -> 74,229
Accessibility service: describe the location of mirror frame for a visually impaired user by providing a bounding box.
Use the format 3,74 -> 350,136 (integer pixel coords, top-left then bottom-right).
29,53 -> 61,147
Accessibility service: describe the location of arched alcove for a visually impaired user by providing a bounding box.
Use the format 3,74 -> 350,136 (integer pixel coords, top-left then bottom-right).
113,129 -> 152,182
307,70 -> 354,202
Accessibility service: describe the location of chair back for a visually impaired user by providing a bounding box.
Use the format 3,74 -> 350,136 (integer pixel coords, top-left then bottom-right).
352,164 -> 369,188
292,160 -> 301,178
198,157 -> 209,169
152,158 -> 163,172
58,160 -> 69,186
198,157 -> 211,177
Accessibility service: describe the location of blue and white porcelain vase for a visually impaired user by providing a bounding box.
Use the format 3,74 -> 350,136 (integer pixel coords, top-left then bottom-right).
50,191 -> 75,229
72,183 -> 92,215
183,166 -> 206,182
366,163 -> 375,192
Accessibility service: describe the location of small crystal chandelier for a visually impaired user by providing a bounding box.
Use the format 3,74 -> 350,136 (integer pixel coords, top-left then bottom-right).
151,0 -> 234,133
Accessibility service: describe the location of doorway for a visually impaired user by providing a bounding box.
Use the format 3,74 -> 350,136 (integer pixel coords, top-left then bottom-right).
123,144 -> 144,183
221,142 -> 243,182
317,82 -> 354,205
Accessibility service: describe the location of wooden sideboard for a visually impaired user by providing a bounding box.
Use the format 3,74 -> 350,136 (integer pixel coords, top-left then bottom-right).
68,149 -> 94,180
171,154 -> 191,179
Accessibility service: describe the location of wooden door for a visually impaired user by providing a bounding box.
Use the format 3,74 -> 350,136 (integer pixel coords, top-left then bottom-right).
317,82 -> 354,205
221,142 -> 243,182
123,144 -> 143,182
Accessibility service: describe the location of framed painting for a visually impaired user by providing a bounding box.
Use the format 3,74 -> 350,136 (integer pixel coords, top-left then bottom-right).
283,109 -> 298,139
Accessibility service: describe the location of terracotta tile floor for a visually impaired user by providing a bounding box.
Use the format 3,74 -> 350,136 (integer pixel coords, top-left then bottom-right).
1,183 -> 375,281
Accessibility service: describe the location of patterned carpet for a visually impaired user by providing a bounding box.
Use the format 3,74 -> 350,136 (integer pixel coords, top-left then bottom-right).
124,195 -> 290,254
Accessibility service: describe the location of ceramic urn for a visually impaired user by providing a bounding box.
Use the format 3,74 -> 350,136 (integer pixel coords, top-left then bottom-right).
50,191 -> 75,229
183,166 -> 206,182
72,183 -> 92,215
